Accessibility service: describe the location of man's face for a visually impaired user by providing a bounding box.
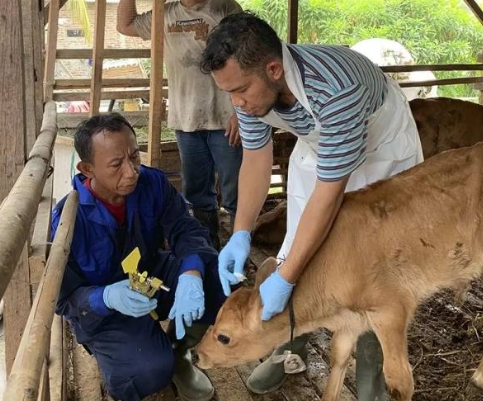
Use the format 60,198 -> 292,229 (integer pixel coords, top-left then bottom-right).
80,125 -> 141,201
212,58 -> 283,118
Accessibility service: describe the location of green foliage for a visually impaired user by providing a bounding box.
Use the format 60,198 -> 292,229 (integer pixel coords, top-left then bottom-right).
239,0 -> 483,98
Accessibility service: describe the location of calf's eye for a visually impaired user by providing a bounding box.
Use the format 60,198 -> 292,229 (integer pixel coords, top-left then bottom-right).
217,334 -> 231,345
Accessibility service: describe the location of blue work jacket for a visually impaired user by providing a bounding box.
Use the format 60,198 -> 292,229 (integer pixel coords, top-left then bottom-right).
52,165 -> 216,341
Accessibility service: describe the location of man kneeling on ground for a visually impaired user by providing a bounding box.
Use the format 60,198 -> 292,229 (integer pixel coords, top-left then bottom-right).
52,113 -> 225,401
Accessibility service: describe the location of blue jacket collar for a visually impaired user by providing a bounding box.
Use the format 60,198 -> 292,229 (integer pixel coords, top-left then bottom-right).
71,167 -> 147,228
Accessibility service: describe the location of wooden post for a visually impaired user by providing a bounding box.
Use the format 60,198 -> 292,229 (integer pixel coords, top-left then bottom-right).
147,0 -> 165,168
33,0 -> 46,135
462,0 -> 483,25
4,191 -> 79,401
22,0 -> 41,153
0,0 -> 27,202
287,0 -> 299,44
0,101 -> 57,301
44,0 -> 59,102
89,0 -> 107,116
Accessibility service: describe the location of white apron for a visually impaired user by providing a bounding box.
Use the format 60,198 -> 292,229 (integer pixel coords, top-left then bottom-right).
260,44 -> 424,259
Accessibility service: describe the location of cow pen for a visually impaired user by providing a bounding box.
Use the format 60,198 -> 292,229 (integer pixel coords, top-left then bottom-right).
2,0 -> 483,400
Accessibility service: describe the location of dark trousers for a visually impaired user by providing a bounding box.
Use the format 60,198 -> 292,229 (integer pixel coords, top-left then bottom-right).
83,251 -> 225,401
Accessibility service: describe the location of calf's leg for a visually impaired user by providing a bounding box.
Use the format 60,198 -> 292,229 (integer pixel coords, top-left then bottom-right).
471,357 -> 483,389
369,310 -> 414,401
322,330 -> 358,401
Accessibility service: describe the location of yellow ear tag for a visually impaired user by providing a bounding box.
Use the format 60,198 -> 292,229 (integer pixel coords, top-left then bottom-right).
121,247 -> 141,275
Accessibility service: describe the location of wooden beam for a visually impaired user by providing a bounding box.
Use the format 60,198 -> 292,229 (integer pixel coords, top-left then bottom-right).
4,191 -> 78,401
380,63 -> 483,72
147,0 -> 166,167
287,0 -> 298,44
53,89 -> 158,101
44,0 -> 68,25
43,0 -> 60,102
56,48 -> 152,59
55,78 -> 152,89
89,0 -> 107,116
57,110 -> 150,129
0,101 -> 57,302
33,0 -> 45,138
398,76 -> 483,87
463,0 -> 483,26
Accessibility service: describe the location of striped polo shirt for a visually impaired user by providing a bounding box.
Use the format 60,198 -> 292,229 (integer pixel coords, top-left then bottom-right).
238,44 -> 388,181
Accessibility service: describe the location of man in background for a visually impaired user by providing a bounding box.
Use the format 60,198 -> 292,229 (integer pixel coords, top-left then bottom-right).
117,0 -> 243,249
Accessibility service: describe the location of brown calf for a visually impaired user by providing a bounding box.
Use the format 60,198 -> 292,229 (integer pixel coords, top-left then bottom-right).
197,143 -> 483,401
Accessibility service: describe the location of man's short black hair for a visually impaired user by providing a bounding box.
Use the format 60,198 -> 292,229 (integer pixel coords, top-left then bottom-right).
74,113 -> 136,162
200,12 -> 283,74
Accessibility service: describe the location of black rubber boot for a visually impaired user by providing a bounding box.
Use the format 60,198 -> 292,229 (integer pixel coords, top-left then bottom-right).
167,323 -> 214,401
246,334 -> 309,394
356,331 -> 388,401
192,209 -> 221,251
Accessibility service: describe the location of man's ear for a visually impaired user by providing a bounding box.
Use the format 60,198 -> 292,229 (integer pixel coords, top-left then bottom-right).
254,257 -> 278,290
266,60 -> 284,81
77,161 -> 94,178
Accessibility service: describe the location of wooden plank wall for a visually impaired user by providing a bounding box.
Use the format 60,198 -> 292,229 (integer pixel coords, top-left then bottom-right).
1,0 -> 47,375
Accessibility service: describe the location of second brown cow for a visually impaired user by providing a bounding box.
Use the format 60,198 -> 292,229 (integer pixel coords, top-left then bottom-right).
252,97 -> 483,246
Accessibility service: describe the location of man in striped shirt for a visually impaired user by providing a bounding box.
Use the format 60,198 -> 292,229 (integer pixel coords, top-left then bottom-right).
201,12 -> 423,399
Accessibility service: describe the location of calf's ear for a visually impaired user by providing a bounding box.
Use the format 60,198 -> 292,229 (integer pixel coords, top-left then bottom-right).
254,257 -> 278,290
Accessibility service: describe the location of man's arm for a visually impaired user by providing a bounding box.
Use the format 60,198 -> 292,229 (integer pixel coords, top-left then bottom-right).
117,0 -> 142,37
279,172 -> 349,283
233,142 -> 273,232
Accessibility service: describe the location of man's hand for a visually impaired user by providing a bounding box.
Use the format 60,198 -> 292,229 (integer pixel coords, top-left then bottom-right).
259,269 -> 294,321
225,114 -> 241,146
218,230 -> 251,296
103,279 -> 157,317
168,273 -> 205,339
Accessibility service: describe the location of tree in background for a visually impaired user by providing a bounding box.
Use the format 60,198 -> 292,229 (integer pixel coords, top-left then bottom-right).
239,0 -> 483,98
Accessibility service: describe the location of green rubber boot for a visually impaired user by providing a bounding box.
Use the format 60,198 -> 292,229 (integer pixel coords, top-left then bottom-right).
168,323 -> 214,401
246,334 -> 309,394
356,331 -> 388,401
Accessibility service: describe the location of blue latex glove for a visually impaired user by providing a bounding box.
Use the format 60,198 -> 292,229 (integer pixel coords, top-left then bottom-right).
259,270 -> 294,321
168,274 -> 205,340
218,230 -> 251,296
103,279 -> 157,318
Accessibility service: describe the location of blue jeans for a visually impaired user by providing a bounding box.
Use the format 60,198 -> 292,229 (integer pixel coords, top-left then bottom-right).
175,130 -> 242,215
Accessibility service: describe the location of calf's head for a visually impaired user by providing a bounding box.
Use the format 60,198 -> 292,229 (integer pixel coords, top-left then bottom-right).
197,257 -> 290,368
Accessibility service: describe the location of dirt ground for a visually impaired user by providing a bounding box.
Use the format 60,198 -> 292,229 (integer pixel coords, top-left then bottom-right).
406,285 -> 483,401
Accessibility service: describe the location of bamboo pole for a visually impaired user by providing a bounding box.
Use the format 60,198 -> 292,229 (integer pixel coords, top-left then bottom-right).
4,190 -> 78,401
49,312 -> 66,401
0,101 -> 57,301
